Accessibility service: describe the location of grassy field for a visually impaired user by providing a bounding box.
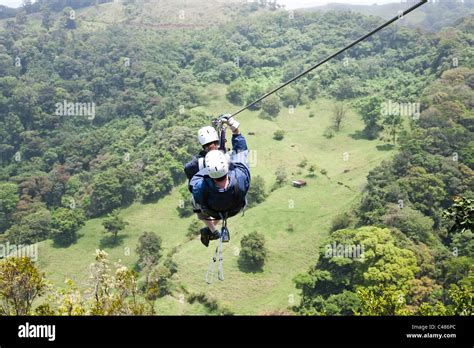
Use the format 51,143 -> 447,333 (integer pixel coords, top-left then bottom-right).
36,84 -> 396,315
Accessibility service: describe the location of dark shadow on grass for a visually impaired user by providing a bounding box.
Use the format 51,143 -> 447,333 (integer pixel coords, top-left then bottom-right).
99,234 -> 127,249
349,130 -> 371,140
376,143 -> 395,151
237,258 -> 264,274
51,233 -> 84,248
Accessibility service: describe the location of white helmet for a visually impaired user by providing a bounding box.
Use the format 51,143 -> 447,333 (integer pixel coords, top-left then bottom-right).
198,126 -> 219,146
205,150 -> 229,179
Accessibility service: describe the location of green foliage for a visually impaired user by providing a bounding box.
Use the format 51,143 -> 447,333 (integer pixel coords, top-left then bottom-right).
102,210 -> 128,244
138,170 -> 173,203
294,227 -> 419,315
226,79 -> 247,106
333,103 -> 346,132
356,285 -> 409,316
147,265 -> 171,298
382,204 -> 435,245
280,87 -> 300,107
246,175 -> 268,208
240,231 -> 267,269
355,96 -> 384,139
177,185 -> 192,217
218,62 -> 240,84
323,126 -> 336,139
89,171 -> 122,217
136,232 -> 162,268
6,206 -> 51,245
274,165 -> 287,189
50,208 -> 85,246
261,95 -> 281,118
442,195 -> 473,235
0,182 -> 19,232
330,212 -> 356,232
0,257 -> 47,315
186,219 -> 202,239
273,129 -> 285,141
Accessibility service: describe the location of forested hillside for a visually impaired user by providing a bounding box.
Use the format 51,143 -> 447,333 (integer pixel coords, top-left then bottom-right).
0,0 -> 472,315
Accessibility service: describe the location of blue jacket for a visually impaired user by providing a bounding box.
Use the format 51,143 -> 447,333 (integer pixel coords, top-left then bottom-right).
190,134 -> 251,217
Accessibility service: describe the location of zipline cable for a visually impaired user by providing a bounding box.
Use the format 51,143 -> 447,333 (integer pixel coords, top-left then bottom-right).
230,0 -> 428,118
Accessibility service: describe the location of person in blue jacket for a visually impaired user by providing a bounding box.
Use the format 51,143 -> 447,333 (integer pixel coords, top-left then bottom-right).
183,126 -> 220,183
189,115 -> 251,247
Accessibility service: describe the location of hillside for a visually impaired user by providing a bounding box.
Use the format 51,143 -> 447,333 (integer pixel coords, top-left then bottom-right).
305,1 -> 474,32
36,90 -> 396,314
0,0 -> 472,316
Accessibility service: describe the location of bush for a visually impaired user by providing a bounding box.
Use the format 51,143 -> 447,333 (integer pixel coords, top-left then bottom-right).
246,175 -> 268,208
163,258 -> 178,276
136,232 -> 162,267
298,159 -> 308,168
186,219 -> 202,239
261,95 -> 281,117
147,265 -> 171,298
330,212 -> 356,232
273,130 -> 285,141
187,292 -> 219,312
240,232 -> 267,269
50,208 -> 85,246
273,165 -> 287,189
323,126 -> 335,139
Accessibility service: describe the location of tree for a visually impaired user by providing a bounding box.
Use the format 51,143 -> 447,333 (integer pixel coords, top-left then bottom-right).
274,165 -> 287,188
382,113 -> 403,144
356,285 -> 409,316
382,204 -> 435,245
261,95 -> 281,118
138,170 -> 173,202
136,232 -> 162,268
88,250 -> 147,315
102,210 -> 128,244
6,207 -> 51,245
226,80 -> 247,105
0,182 -> 19,233
147,265 -> 171,298
442,195 -> 473,235
50,208 -> 85,246
246,84 -> 265,110
240,232 -> 267,269
246,175 -> 268,208
355,96 -> 384,139
61,7 -> 76,30
218,62 -> 240,83
186,219 -> 202,239
0,257 -> 47,315
41,7 -> 54,30
333,104 -> 346,132
294,227 -> 419,315
89,170 -> 122,217
281,87 -> 300,107
273,129 -> 285,141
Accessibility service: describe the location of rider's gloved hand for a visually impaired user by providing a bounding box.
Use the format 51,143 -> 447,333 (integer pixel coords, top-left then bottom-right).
219,114 -> 240,132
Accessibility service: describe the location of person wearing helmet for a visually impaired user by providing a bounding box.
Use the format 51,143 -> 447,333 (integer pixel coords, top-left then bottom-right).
189,115 -> 250,247
184,125 -> 220,182
183,125 -> 222,231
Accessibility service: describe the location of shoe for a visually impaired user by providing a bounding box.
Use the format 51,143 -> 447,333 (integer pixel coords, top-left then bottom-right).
220,227 -> 230,243
200,227 -> 211,247
209,229 -> 221,241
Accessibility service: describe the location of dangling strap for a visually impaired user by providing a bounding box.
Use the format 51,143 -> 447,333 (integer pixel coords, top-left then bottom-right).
205,215 -> 226,284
